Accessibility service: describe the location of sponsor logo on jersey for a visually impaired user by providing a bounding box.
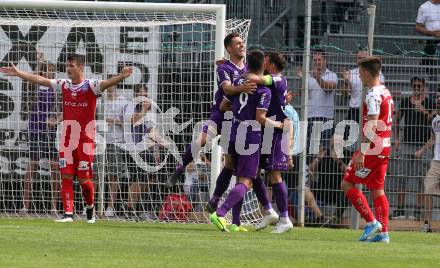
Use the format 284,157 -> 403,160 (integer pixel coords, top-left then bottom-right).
260,93 -> 266,105
59,158 -> 67,168
355,168 -> 371,179
78,161 -> 90,171
64,101 -> 88,107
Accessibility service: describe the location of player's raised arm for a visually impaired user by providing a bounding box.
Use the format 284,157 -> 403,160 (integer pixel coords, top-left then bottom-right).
99,66 -> 133,92
0,63 -> 51,87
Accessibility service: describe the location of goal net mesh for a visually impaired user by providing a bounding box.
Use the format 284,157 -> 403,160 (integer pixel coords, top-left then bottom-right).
0,4 -> 260,225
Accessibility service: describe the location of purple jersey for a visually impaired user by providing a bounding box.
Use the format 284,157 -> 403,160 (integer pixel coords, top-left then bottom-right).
227,76 -> 272,144
210,60 -> 248,123
28,85 -> 57,133
267,74 -> 288,122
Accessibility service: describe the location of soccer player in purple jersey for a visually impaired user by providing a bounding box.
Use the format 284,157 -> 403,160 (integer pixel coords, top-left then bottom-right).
166,33 -> 256,196
256,53 -> 293,233
210,50 -> 285,232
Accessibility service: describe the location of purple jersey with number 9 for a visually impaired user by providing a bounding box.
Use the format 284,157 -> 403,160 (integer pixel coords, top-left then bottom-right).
225,76 -> 272,144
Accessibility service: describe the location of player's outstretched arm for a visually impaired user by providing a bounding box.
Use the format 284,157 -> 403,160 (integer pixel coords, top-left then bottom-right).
222,81 -> 257,96
246,73 -> 272,86
100,66 -> 133,91
0,63 -> 51,87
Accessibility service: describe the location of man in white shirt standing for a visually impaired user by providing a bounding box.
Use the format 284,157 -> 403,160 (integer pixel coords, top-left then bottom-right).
416,0 -> 440,78
102,75 -> 129,217
342,49 -> 385,145
415,91 -> 440,232
300,50 -> 338,155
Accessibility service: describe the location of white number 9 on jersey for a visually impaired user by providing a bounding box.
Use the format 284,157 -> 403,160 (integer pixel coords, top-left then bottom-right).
238,92 -> 248,114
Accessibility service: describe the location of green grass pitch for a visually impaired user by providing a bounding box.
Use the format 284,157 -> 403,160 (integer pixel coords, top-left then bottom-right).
0,218 -> 439,268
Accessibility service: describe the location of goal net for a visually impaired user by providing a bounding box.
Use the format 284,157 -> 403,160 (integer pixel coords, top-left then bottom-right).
0,1 -> 261,225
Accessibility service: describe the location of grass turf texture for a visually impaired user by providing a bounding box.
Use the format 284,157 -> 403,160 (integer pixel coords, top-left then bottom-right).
0,218 -> 439,268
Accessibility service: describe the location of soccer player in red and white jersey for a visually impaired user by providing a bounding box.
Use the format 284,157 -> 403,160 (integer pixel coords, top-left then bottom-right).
341,56 -> 393,243
0,54 -> 132,223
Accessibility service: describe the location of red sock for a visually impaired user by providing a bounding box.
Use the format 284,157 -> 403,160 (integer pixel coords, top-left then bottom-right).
80,180 -> 95,207
374,195 -> 389,232
346,187 -> 375,222
61,179 -> 74,214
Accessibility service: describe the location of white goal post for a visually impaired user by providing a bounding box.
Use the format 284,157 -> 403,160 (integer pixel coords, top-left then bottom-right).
0,0 -> 257,224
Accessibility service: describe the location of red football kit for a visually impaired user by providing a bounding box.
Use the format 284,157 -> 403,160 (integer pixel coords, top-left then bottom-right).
343,85 -> 394,190
51,79 -> 102,179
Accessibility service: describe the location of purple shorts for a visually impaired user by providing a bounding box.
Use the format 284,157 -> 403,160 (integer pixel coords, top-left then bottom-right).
228,141 -> 260,179
202,108 -> 223,135
260,131 -> 288,171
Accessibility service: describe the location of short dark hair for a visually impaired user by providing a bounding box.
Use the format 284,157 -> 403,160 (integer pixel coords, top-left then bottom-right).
67,54 -> 85,66
224,33 -> 240,48
267,52 -> 287,72
247,50 -> 265,73
411,76 -> 426,85
134,84 -> 148,94
358,56 -> 382,77
312,49 -> 326,58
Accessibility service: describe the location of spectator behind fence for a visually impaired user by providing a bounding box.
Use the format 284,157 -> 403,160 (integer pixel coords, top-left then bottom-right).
391,77 -> 435,220
308,134 -> 349,224
298,50 -> 338,155
184,153 -> 210,212
342,49 -> 385,144
123,84 -> 159,220
416,0 -> 440,79
415,91 -> 440,232
102,74 -> 129,217
22,62 -> 61,214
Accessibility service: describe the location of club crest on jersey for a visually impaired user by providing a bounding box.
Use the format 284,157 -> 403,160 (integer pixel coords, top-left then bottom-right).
78,161 -> 90,171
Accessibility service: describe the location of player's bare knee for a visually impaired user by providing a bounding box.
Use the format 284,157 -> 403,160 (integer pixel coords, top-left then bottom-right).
269,171 -> 282,184
371,189 -> 385,199
62,174 -> 73,180
224,155 -> 234,170
341,180 -> 353,193
78,178 -> 91,184
238,178 -> 252,189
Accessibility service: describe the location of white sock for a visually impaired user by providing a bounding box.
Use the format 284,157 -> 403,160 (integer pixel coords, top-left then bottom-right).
266,208 -> 277,215
279,216 -> 291,224
367,219 -> 377,226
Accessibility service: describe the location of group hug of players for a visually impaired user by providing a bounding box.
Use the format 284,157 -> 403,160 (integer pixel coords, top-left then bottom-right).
167,33 -> 394,242
0,32 -> 392,242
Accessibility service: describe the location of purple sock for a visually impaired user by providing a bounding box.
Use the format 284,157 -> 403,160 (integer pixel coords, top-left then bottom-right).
232,198 -> 243,226
217,183 -> 248,217
252,176 -> 272,211
176,144 -> 194,174
213,168 -> 234,197
272,182 -> 288,218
